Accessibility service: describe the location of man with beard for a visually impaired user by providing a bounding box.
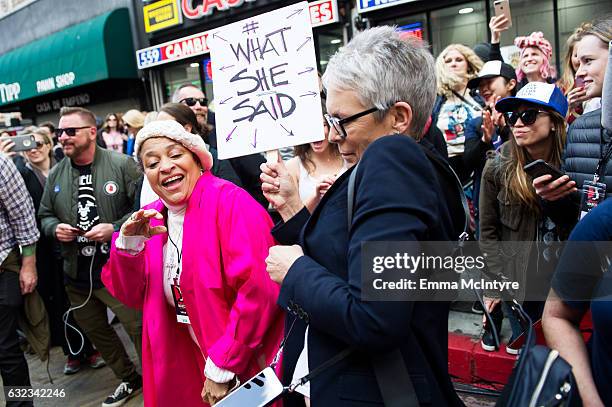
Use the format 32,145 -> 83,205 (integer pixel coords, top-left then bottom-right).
39,107 -> 143,407
172,84 -> 268,207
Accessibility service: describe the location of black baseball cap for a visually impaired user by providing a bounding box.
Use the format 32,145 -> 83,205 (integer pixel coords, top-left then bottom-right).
467,60 -> 517,89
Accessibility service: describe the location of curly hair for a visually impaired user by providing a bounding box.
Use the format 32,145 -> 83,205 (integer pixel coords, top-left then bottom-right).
435,44 -> 484,98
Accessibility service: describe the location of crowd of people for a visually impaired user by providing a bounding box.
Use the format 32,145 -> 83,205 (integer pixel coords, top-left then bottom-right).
0,11 -> 611,407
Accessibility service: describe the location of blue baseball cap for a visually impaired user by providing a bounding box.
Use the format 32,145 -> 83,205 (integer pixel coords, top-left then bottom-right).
495,82 -> 568,117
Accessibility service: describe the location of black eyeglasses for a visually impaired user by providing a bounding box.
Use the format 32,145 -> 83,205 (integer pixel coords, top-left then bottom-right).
324,107 -> 379,139
54,126 -> 91,138
180,97 -> 208,107
506,109 -> 549,126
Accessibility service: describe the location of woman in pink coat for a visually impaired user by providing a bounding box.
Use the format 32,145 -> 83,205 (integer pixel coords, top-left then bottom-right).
102,120 -> 284,406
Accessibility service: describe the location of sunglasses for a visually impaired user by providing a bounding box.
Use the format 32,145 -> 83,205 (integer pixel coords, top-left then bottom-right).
506,109 -> 549,126
180,97 -> 208,107
54,126 -> 91,138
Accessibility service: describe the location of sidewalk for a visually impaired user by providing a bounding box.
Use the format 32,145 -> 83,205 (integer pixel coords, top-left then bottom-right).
2,310 -> 505,406
1,323 -> 143,407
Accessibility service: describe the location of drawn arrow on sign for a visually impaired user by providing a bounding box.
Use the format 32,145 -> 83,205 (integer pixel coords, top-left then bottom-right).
219,96 -> 233,105
298,67 -> 315,75
213,32 -> 228,42
279,123 -> 295,137
300,91 -> 318,98
296,37 -> 312,52
219,64 -> 235,72
286,8 -> 304,19
226,125 -> 237,142
251,129 -> 257,148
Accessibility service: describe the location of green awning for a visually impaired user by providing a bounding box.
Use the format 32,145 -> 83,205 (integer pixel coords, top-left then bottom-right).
0,8 -> 138,107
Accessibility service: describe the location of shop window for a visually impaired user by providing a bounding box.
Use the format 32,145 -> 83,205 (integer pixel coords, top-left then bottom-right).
378,13 -> 428,45
430,2 -> 487,56
487,0 -> 555,66
162,63 -> 202,103
558,0 -> 612,39
315,25 -> 343,73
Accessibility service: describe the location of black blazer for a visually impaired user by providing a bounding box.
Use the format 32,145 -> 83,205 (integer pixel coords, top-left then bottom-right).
272,135 -> 464,406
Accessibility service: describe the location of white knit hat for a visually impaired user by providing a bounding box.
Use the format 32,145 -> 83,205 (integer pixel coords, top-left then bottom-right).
135,120 -> 213,171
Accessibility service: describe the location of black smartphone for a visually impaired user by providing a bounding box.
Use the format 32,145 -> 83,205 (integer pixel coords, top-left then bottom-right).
523,159 -> 565,181
0,134 -> 36,152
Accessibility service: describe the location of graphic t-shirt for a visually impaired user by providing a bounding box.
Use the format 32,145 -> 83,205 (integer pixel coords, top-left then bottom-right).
68,163 -> 109,289
436,94 -> 481,157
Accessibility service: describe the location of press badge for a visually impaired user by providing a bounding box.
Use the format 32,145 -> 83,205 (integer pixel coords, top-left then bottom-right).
171,277 -> 190,324
580,180 -> 607,219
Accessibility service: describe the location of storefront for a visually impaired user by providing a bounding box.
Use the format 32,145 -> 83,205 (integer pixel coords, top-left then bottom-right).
357,0 -> 612,71
0,8 -> 144,124
134,0 -> 348,108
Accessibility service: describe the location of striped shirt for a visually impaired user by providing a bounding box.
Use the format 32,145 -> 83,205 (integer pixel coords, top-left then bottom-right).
0,153 -> 39,265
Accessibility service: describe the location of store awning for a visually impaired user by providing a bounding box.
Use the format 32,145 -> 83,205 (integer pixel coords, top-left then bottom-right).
0,8 -> 138,108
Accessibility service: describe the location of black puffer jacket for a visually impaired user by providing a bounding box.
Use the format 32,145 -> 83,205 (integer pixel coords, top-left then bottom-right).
564,109 -> 612,195
543,109 -> 612,226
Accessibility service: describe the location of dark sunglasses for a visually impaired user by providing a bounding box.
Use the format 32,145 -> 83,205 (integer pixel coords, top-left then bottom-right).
54,126 -> 91,138
506,109 -> 549,126
180,97 -> 208,107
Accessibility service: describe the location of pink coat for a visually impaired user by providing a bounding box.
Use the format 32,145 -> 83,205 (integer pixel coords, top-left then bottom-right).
102,172 -> 284,407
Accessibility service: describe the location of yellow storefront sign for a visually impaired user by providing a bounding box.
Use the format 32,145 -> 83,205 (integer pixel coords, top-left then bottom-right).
143,0 -> 182,33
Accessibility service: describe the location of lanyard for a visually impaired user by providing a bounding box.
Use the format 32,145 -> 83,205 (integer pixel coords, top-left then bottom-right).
451,90 -> 483,112
595,127 -> 612,182
167,234 -> 183,279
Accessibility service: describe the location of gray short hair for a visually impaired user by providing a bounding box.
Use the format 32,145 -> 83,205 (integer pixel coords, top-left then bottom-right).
171,83 -> 204,103
322,26 -> 436,137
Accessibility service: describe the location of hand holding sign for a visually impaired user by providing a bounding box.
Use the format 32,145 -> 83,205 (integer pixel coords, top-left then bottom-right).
209,2 -> 324,160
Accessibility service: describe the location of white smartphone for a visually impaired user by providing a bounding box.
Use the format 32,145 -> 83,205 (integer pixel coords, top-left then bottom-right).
494,0 -> 512,29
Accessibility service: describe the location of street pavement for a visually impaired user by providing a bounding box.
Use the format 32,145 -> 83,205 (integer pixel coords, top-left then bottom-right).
1,311 -> 499,406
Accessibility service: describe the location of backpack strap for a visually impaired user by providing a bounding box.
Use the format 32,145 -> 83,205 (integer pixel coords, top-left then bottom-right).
346,164 -> 420,406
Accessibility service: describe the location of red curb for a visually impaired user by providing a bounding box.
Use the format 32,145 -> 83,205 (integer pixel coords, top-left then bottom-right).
448,332 -> 516,390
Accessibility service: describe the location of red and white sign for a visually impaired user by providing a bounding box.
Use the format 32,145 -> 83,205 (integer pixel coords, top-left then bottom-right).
137,0 -> 339,69
181,0 -> 257,20
309,0 -> 339,27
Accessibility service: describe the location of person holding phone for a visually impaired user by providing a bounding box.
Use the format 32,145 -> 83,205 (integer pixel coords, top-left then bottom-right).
534,17 -> 611,217
479,82 -> 573,353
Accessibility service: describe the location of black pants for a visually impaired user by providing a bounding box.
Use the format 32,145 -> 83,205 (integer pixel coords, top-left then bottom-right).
0,271 -> 33,407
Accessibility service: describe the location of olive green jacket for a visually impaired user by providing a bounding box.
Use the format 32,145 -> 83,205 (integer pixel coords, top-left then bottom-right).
38,146 -> 141,280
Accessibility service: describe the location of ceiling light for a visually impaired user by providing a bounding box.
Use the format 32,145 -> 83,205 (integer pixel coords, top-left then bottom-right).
190,62 -> 200,67
330,39 -> 342,44
458,7 -> 474,14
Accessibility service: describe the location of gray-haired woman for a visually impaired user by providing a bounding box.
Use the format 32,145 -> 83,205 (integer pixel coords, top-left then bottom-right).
260,26 -> 465,407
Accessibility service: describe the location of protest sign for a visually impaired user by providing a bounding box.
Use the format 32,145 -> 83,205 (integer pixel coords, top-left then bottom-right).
209,1 -> 324,159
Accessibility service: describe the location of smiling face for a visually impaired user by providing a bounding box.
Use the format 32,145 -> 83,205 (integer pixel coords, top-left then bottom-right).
140,137 -> 202,207
510,104 -> 554,151
478,76 -> 515,104
25,133 -> 51,166
520,47 -> 546,77
575,34 -> 608,98
326,88 -> 393,166
310,117 -> 331,154
444,49 -> 469,77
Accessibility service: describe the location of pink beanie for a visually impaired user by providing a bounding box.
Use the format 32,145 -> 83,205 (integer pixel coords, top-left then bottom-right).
514,32 -> 553,60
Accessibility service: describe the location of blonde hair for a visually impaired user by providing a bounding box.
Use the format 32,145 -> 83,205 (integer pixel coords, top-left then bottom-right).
31,127 -> 54,161
500,111 -> 567,212
557,23 -> 591,93
435,44 -> 483,98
